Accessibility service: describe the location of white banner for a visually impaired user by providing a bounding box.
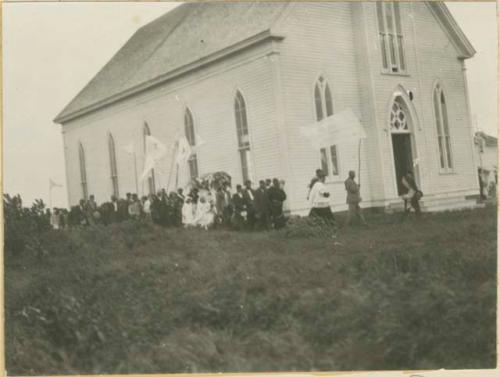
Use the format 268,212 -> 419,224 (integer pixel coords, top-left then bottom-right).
175,136 -> 192,164
140,135 -> 167,182
300,108 -> 367,149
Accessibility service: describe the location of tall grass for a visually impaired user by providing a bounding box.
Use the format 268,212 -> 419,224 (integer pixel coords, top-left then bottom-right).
5,207 -> 496,374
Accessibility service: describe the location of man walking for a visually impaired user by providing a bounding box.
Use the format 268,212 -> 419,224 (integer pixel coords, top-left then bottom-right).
344,170 -> 366,226
309,170 -> 335,225
401,171 -> 423,221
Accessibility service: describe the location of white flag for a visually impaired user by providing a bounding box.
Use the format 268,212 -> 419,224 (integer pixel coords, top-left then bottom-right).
191,133 -> 207,153
176,136 -> 192,164
300,108 -> 366,149
140,136 -> 167,182
49,178 -> 63,189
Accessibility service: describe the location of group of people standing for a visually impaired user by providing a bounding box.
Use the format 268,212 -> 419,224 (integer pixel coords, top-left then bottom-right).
49,168 -> 423,231
51,177 -> 288,231
184,178 -> 288,230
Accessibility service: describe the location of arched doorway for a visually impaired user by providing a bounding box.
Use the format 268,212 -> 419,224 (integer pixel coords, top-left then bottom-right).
390,98 -> 415,196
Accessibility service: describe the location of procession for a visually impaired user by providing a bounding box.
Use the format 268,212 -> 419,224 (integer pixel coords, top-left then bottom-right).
44,164 -> 424,232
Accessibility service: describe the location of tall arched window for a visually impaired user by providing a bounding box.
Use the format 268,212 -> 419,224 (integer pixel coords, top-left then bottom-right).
433,85 -> 453,170
143,122 -> 156,194
314,76 -> 334,121
376,2 -> 405,73
314,77 -> 339,177
234,91 -> 253,183
108,133 -> 119,198
184,108 -> 199,180
78,142 -> 88,200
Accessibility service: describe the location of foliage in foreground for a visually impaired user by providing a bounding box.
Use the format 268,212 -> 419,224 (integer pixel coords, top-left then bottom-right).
5,206 -> 497,374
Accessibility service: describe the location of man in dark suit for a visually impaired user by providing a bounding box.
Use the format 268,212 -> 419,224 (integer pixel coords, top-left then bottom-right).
344,170 -> 366,226
231,184 -> 247,230
254,180 -> 270,230
243,180 -> 256,230
268,178 -> 287,229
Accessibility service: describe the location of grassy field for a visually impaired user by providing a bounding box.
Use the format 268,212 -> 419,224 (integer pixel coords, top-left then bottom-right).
5,206 -> 497,374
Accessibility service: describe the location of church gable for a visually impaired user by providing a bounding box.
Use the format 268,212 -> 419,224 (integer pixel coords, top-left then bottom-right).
54,2 -> 290,124
425,2 -> 475,59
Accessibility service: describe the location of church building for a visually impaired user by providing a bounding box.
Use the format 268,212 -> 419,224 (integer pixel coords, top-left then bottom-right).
54,1 -> 479,214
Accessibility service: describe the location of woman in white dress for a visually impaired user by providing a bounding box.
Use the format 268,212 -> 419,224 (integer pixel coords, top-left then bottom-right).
182,197 -> 195,228
194,195 -> 215,230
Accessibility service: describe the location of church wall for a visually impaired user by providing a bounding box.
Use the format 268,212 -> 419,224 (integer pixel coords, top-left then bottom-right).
362,2 -> 478,203
62,2 -> 479,211
62,42 -> 283,206
272,2 -> 374,214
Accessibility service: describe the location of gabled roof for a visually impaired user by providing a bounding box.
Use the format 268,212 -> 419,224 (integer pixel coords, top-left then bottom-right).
54,2 -> 289,124
426,2 -> 476,59
55,1 -> 475,124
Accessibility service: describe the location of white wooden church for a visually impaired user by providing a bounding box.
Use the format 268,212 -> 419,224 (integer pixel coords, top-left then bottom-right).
54,1 -> 480,214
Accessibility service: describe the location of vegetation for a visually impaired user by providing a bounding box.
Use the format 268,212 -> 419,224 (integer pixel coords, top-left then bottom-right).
5,198 -> 497,374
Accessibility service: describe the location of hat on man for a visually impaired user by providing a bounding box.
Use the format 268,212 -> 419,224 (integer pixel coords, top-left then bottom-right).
317,169 -> 327,177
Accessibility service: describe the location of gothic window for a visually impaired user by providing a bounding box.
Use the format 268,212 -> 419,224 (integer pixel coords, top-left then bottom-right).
434,85 -> 453,170
234,91 -> 253,182
184,108 -> 199,180
143,122 -> 156,194
390,101 -> 409,132
377,2 -> 406,73
79,142 -> 88,200
108,133 -> 119,198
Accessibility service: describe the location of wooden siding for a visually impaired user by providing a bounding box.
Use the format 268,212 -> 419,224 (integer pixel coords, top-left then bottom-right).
62,42 -> 282,206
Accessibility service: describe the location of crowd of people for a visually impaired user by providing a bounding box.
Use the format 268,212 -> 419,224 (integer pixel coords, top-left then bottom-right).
48,177 -> 288,231
47,168 -> 423,231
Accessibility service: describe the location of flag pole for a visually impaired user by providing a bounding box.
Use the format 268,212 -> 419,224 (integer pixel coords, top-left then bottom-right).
358,138 -> 362,187
166,139 -> 178,192
49,181 -> 51,209
133,151 -> 139,195
175,163 -> 179,190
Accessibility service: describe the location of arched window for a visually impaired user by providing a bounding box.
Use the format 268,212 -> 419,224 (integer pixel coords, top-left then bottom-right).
390,100 -> 409,132
108,133 -> 119,198
234,91 -> 253,183
433,85 -> 453,170
314,76 -> 334,121
143,122 -> 156,194
184,108 -> 199,180
376,2 -> 405,73
78,142 -> 88,200
314,77 -> 339,177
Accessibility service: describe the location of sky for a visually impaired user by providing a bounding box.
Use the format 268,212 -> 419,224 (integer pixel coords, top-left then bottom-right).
3,1 -> 498,208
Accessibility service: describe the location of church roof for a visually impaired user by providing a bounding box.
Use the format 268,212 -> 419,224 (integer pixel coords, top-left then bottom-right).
54,2 -> 289,123
54,1 -> 474,124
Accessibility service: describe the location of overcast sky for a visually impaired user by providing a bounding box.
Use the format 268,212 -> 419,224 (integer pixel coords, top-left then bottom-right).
3,2 -> 497,208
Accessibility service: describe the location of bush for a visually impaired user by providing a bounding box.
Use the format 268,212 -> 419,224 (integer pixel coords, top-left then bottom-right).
4,194 -> 50,256
281,215 -> 336,239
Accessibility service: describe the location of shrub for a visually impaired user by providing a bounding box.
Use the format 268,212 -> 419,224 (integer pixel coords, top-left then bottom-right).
4,194 -> 50,256
281,215 -> 336,239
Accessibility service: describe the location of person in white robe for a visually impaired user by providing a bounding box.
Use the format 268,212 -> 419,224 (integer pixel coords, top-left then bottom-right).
194,196 -> 215,230
182,197 -> 195,227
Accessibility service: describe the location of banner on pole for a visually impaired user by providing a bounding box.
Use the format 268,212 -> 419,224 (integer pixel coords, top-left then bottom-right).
175,137 -> 192,164
300,108 -> 367,149
140,136 -> 168,182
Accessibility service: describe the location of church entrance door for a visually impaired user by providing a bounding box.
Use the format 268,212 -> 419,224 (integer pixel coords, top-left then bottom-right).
392,134 -> 413,195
